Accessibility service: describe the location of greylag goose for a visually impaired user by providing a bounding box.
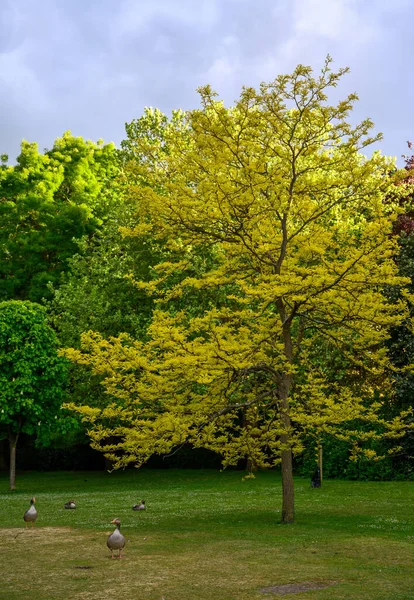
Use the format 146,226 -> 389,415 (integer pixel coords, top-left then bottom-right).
23,497 -> 38,527
107,518 -> 126,559
64,500 -> 76,509
132,499 -> 146,511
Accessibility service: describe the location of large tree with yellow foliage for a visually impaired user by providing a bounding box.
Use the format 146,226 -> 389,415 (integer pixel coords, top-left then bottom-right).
65,59 -> 412,523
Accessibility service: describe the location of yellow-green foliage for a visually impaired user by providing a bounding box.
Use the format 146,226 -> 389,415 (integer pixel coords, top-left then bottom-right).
63,59 -> 413,478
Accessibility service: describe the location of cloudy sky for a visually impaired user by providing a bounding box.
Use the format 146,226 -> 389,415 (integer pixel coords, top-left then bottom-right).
0,0 -> 412,163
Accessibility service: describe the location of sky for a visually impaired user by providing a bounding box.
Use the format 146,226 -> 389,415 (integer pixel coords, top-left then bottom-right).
0,0 -> 412,164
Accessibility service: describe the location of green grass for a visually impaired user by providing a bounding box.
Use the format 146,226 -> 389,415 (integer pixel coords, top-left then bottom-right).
1,469 -> 413,599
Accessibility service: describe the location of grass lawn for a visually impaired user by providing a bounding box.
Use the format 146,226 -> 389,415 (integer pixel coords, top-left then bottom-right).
0,469 -> 413,600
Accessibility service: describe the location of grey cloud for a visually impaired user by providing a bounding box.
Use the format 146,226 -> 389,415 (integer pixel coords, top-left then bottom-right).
0,0 -> 411,163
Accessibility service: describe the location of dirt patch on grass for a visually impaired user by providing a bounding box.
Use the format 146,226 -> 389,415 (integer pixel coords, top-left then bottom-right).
260,581 -> 337,595
0,526 -> 77,544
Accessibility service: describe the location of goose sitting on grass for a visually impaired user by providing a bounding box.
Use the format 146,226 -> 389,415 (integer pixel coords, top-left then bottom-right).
23,497 -> 38,528
132,500 -> 146,511
64,500 -> 76,509
107,518 -> 126,559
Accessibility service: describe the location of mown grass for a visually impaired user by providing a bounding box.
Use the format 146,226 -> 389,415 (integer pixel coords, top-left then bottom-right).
0,469 -> 413,600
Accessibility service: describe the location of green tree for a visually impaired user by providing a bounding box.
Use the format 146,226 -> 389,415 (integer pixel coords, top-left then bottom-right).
0,301 -> 68,489
47,220 -> 156,437
47,109 -> 193,351
64,60 -> 412,523
48,225 -> 152,347
0,133 -> 119,303
382,143 -> 414,478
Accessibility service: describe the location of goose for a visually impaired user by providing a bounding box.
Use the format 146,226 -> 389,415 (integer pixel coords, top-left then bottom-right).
23,497 -> 38,528
64,500 -> 76,509
132,499 -> 146,511
107,518 -> 126,559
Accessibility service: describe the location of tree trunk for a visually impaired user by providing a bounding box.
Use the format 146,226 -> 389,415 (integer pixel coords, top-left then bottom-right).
242,409 -> 258,474
246,457 -> 257,474
277,300 -> 295,523
279,371 -> 294,523
280,432 -> 294,523
8,431 -> 19,491
318,442 -> 323,486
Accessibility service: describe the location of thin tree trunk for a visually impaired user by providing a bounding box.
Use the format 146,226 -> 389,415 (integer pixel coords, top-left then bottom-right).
8,430 -> 19,491
242,409 -> 258,474
318,442 -> 323,486
246,457 -> 257,474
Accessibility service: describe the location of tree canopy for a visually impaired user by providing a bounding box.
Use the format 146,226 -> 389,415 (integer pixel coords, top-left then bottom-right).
0,301 -> 68,488
64,59 -> 413,523
0,133 -> 119,303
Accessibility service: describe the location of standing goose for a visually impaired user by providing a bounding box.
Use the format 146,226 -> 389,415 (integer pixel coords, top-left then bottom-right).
23,497 -> 38,528
107,518 -> 126,559
132,499 -> 146,511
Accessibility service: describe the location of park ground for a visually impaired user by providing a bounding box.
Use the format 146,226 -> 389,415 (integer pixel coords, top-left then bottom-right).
0,469 -> 413,600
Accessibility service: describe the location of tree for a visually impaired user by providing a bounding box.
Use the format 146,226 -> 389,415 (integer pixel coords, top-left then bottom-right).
383,142 -> 414,477
64,59 -> 412,523
0,301 -> 68,489
46,114 -> 174,417
48,109 -> 190,348
46,218 -> 157,443
0,133 -> 119,303
48,224 -> 153,347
